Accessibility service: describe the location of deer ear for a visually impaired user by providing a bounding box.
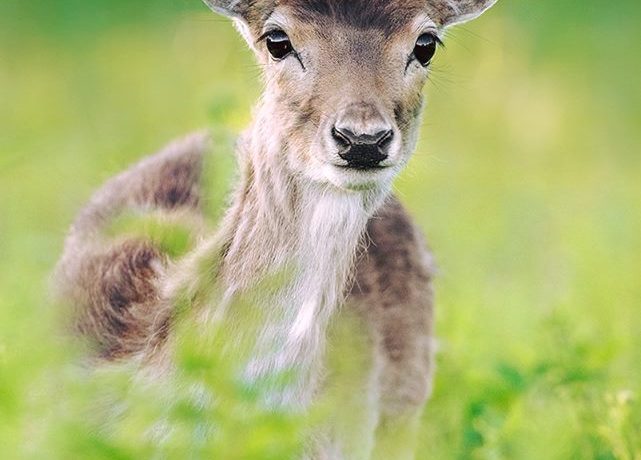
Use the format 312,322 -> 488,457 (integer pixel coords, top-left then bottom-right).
202,0 -> 250,19
202,0 -> 258,45
433,0 -> 498,28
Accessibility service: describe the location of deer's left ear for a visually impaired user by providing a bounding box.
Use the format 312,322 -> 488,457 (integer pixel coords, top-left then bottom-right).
432,0 -> 498,28
201,0 -> 253,20
202,0 -> 265,46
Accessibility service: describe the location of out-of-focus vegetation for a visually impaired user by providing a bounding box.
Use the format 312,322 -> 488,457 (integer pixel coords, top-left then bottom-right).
1,0 -> 640,458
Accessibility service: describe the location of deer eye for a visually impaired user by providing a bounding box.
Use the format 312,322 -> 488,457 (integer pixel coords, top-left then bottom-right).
265,30 -> 294,60
413,33 -> 439,67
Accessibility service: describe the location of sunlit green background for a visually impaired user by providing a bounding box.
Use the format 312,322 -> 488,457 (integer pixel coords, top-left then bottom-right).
1,0 -> 640,458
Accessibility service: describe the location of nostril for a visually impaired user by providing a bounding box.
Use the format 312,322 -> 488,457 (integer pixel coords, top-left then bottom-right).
332,125 -> 393,170
333,126 -> 393,148
376,130 -> 394,150
331,127 -> 352,150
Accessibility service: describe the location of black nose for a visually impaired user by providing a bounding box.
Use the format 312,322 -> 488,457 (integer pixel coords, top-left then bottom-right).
332,127 -> 394,170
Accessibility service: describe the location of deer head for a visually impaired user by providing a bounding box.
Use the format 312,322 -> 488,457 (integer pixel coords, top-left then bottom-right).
203,0 -> 497,192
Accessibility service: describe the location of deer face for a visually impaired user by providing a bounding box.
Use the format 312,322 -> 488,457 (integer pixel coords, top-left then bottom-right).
204,0 -> 497,191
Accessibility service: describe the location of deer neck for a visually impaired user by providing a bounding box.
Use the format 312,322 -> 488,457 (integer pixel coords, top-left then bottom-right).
215,103 -> 389,402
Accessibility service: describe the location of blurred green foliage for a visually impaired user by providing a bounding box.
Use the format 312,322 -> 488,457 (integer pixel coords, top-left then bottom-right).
1,0 -> 641,458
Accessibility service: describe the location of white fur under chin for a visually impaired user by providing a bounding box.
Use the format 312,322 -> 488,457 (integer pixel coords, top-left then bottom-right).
164,101 -> 393,410
207,99 -> 390,407
238,184 -> 387,409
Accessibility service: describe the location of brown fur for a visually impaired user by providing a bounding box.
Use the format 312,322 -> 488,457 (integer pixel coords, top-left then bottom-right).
54,134 -> 207,359
55,0 -> 497,456
208,0 -> 496,30
55,135 -> 433,369
350,199 -> 434,418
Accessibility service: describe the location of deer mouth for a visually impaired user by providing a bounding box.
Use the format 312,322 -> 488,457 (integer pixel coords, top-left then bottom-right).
322,160 -> 398,192
336,163 -> 391,171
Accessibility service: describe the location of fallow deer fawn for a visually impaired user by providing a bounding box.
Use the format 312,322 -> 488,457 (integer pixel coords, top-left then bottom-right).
54,1 -> 497,458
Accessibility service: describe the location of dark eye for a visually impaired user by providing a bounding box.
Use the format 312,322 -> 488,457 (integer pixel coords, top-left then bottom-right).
265,30 -> 294,60
413,33 -> 439,67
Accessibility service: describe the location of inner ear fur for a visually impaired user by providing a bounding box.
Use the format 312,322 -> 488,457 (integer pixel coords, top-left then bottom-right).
430,0 -> 498,27
202,0 -> 273,38
201,0 -> 255,20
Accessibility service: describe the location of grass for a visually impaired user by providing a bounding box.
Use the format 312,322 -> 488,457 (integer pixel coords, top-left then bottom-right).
1,0 -> 640,458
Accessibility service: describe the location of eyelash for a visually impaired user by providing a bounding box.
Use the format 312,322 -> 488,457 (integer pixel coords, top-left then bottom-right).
258,29 -> 443,72
260,29 -> 306,69
406,32 -> 443,71
257,30 -> 278,43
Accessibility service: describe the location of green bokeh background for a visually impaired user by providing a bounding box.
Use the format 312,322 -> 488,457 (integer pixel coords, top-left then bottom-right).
1,0 -> 640,458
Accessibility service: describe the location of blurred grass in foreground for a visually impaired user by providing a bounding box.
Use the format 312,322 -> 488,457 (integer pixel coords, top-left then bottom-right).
1,0 -> 641,458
